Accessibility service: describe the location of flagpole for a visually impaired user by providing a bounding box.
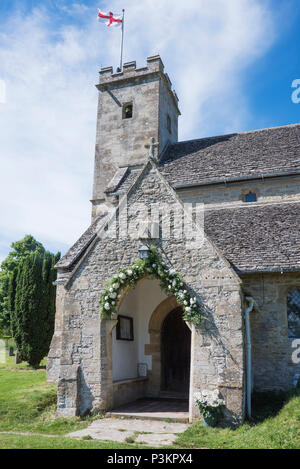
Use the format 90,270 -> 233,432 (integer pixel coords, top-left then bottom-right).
119,9 -> 125,71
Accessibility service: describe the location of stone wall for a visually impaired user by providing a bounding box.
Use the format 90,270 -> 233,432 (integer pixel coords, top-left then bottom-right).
158,76 -> 179,153
47,51 -> 300,426
178,175 -> 300,210
48,162 -> 245,425
92,55 -> 180,217
113,378 -> 148,408
242,272 -> 300,391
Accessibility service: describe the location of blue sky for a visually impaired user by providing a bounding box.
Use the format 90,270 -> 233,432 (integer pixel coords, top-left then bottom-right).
243,0 -> 300,130
0,0 -> 299,263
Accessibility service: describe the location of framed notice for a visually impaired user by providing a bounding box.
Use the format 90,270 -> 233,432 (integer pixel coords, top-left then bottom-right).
116,315 -> 134,341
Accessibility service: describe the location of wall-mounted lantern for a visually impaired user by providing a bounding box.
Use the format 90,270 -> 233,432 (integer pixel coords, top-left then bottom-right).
138,244 -> 150,260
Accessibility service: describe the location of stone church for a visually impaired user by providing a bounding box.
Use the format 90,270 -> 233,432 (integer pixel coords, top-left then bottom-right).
47,55 -> 300,426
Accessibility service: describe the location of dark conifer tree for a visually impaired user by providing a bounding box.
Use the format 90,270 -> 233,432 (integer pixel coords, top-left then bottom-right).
13,253 -> 44,367
12,256 -> 29,362
7,270 -> 17,334
8,242 -> 60,367
0,235 -> 45,334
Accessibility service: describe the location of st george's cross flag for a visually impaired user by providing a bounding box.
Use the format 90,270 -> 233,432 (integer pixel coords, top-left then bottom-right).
97,9 -> 123,27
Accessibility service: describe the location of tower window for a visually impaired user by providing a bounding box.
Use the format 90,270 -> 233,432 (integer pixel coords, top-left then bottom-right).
123,103 -> 133,119
244,192 -> 257,203
167,114 -> 171,133
287,289 -> 300,338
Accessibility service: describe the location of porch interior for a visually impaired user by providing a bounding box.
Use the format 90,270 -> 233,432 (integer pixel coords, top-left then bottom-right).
111,281 -> 191,423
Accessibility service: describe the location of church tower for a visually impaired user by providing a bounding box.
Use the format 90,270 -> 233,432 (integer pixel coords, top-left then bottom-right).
91,55 -> 180,219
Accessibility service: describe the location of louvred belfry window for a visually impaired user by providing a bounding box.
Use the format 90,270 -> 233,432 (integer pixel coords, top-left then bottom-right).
123,103 -> 133,119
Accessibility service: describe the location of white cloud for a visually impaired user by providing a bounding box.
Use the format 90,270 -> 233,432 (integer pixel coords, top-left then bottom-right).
112,0 -> 275,137
0,0 -> 276,258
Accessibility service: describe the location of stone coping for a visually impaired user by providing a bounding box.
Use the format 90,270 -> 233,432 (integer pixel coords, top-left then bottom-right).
112,377 -> 148,386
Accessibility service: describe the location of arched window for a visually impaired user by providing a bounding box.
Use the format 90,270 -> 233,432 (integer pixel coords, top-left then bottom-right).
244,192 -> 257,203
287,289 -> 300,338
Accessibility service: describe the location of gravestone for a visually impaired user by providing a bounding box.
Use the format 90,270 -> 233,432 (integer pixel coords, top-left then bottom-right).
15,350 -> 21,364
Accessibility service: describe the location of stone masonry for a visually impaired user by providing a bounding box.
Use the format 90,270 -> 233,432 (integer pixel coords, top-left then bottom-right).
242,272 -> 300,391
47,55 -> 300,425
92,55 -> 180,218
48,161 -> 245,424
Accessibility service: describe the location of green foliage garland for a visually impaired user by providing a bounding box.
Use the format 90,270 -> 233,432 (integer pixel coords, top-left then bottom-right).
100,245 -> 203,326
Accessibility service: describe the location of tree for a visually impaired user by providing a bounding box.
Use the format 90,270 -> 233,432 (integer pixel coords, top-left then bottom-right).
46,252 -> 61,349
11,250 -> 60,367
0,234 -> 60,367
7,269 -> 17,334
39,251 -> 60,361
0,271 -> 10,335
0,235 -> 45,334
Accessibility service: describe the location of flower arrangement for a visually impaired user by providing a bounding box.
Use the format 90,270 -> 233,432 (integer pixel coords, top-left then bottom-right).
196,390 -> 224,427
99,245 -> 203,326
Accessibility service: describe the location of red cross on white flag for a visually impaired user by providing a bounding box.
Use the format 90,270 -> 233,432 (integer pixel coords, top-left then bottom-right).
97,9 -> 123,27
97,8 -> 125,71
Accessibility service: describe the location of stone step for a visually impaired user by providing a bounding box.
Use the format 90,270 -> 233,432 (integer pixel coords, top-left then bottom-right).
106,411 -> 189,424
158,391 -> 188,400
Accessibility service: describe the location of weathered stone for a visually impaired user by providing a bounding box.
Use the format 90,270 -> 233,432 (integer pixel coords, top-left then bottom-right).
92,55 -> 180,217
57,365 -> 80,417
47,162 -> 244,425
47,54 -> 300,429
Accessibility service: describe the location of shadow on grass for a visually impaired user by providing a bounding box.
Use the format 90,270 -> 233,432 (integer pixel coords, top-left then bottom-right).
175,389 -> 300,449
251,390 -> 297,423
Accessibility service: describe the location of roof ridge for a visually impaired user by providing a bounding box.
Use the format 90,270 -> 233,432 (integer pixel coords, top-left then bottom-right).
171,122 -> 300,147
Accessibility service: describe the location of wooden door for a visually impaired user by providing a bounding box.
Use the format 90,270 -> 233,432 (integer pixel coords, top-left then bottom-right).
161,307 -> 191,395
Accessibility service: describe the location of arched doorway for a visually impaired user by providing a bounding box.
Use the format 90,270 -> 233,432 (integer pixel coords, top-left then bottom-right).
161,307 -> 191,396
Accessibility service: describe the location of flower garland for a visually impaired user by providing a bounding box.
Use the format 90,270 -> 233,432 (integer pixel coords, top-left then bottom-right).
196,390 -> 224,425
100,245 -> 203,326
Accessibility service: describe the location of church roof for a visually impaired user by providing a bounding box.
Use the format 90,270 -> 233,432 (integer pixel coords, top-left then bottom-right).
111,124 -> 300,193
56,201 -> 300,274
55,213 -> 108,270
159,124 -> 300,187
57,123 -> 300,274
105,167 -> 139,195
205,202 -> 300,274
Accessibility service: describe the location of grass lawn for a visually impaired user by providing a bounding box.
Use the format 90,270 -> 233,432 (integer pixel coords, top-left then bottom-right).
0,341 -> 300,449
0,345 -> 145,448
0,360 -> 92,436
176,391 -> 300,449
0,433 -> 147,449
0,434 -> 145,449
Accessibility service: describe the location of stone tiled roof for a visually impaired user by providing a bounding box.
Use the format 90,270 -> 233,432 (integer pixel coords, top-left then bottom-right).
108,124 -> 300,193
159,124 -> 300,187
56,123 -> 300,273
55,214 -> 108,269
105,167 -> 129,194
205,202 -> 300,273
113,167 -> 143,194
56,202 -> 300,274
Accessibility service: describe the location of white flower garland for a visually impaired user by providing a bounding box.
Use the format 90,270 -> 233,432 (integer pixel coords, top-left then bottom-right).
99,246 -> 203,326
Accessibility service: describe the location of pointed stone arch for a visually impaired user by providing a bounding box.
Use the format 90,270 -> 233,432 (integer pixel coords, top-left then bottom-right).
100,246 -> 203,326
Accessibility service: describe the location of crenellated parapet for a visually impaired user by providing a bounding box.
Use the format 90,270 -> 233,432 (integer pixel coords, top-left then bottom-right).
97,55 -> 180,114
92,54 -> 181,218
